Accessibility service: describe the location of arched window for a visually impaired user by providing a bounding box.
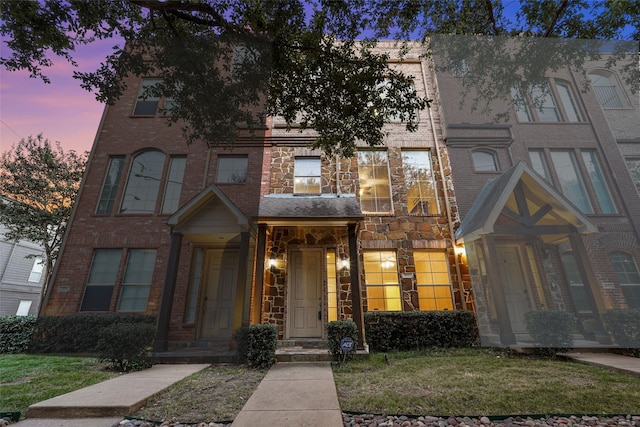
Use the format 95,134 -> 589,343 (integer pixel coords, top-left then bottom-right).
472,150 -> 499,172
121,150 -> 166,213
609,251 -> 640,309
588,70 -> 627,109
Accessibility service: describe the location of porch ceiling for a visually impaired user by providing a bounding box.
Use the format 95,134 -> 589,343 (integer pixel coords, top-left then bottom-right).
456,161 -> 598,244
257,194 -> 363,226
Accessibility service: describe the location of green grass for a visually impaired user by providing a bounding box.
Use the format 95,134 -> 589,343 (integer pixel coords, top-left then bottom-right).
0,354 -> 117,416
333,348 -> 640,416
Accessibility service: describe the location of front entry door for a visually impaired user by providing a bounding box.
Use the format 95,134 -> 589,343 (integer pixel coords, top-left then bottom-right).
289,248 -> 323,338
496,244 -> 531,333
200,249 -> 238,339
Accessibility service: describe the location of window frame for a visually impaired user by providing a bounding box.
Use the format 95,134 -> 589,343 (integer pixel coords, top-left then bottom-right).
215,155 -> 249,184
161,156 -> 187,214
588,70 -> 628,109
471,149 -> 499,172
294,156 -> 321,195
357,150 -> 393,214
80,249 -> 122,312
609,251 -> 640,309
97,156 -> 125,214
512,79 -> 584,123
120,150 -> 167,214
133,78 -> 164,116
363,250 -> 401,312
117,249 -> 157,312
414,250 -> 453,311
402,150 -> 440,215
27,256 -> 44,283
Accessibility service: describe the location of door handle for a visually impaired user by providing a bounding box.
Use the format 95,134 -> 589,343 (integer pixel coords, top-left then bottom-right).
318,310 -> 322,320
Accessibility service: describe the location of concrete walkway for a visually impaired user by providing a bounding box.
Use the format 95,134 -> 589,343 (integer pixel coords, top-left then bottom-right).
561,352 -> 640,378
231,362 -> 342,427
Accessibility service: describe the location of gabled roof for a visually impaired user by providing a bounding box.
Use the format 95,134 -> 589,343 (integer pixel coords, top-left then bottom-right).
456,161 -> 598,244
258,194 -> 363,226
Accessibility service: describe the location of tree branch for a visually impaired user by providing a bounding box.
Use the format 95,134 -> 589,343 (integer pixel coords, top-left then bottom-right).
484,0 -> 499,35
543,0 -> 569,37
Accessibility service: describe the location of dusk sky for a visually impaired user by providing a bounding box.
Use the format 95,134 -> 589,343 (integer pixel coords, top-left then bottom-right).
1,37 -> 123,154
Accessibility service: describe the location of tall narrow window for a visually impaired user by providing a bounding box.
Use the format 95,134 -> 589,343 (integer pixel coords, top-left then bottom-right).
556,81 -> 582,122
511,86 -> 532,122
364,251 -> 401,311
133,78 -> 163,115
80,249 -> 122,312
626,159 -> 640,196
358,151 -> 392,213
415,250 -> 453,310
529,149 -> 551,182
581,151 -> 616,214
184,248 -> 204,323
216,155 -> 248,184
550,150 -> 593,213
327,250 -> 338,322
402,150 -> 440,214
531,83 -> 560,122
118,249 -> 156,312
610,251 -> 640,309
27,256 -> 44,283
294,157 -> 321,194
589,71 -> 626,108
560,251 -> 592,313
472,150 -> 499,172
161,156 -> 186,214
97,156 -> 125,214
121,151 -> 166,214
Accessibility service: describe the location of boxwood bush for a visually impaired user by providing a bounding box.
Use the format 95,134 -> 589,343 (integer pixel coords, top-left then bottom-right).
364,310 -> 479,352
97,321 -> 157,372
235,324 -> 278,368
602,309 -> 640,357
524,310 -> 573,356
327,320 -> 358,362
0,315 -> 37,354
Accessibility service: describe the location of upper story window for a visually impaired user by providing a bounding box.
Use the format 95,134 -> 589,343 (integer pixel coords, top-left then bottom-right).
358,151 -> 392,214
215,155 -> 248,184
120,151 -> 166,214
609,251 -> 640,309
625,158 -> 640,196
97,156 -> 125,214
588,70 -> 628,109
294,157 -> 321,194
28,256 -> 44,283
161,156 -> 186,214
472,149 -> 499,172
402,150 -> 440,214
512,79 -> 583,123
133,78 -> 163,115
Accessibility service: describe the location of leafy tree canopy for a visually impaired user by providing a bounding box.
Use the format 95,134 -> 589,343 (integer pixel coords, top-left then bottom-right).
1,0 -> 638,157
0,135 -> 88,294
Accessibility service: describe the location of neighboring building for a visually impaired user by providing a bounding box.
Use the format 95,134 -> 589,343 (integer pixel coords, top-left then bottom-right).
42,41 -> 463,352
430,36 -> 640,346
0,218 -> 46,316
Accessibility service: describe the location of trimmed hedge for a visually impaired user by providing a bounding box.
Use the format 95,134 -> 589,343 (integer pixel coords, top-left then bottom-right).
364,311 -> 479,352
0,315 -> 37,354
235,324 -> 278,368
28,314 -> 156,354
524,310 -> 573,355
602,309 -> 640,357
97,322 -> 157,372
327,320 -> 358,362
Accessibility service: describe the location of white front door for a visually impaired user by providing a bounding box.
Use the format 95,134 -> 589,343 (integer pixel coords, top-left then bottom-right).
289,248 -> 323,338
496,244 -> 531,333
200,249 -> 238,339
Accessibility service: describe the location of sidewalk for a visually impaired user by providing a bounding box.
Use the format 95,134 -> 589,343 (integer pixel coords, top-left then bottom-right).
231,362 -> 342,427
561,352 -> 640,378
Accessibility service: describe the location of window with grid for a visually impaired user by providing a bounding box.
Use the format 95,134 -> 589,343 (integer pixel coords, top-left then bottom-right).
133,78 -> 163,115
610,251 -> 640,309
216,155 -> 248,184
364,251 -> 401,311
80,249 -> 122,312
512,79 -> 582,123
327,250 -> 339,322
294,157 -> 321,194
550,150 -> 593,213
358,151 -> 392,213
118,249 -> 156,312
97,156 -> 125,214
161,156 -> 186,214
402,150 -> 439,214
121,150 -> 166,214
415,250 -> 453,311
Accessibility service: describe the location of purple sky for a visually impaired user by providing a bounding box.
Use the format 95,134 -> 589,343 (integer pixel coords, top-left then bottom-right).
0,37 -> 121,154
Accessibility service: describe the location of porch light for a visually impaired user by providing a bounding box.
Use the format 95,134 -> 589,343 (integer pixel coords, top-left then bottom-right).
268,253 -> 277,268
454,244 -> 466,262
340,255 -> 350,270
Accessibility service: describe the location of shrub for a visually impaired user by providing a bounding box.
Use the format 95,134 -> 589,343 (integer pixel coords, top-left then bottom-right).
0,315 -> 37,354
524,311 -> 573,356
235,324 -> 277,369
602,309 -> 640,357
29,314 -> 156,354
97,322 -> 157,372
364,311 -> 479,352
326,320 -> 358,362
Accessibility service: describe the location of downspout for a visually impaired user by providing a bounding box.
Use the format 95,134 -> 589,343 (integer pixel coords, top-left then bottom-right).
420,58 -> 465,309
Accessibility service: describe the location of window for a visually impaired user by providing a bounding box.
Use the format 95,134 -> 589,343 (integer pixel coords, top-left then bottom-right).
80,249 -> 122,312
216,155 -> 248,184
550,150 -> 593,213
472,150 -> 499,172
16,300 -> 32,316
402,150 -> 440,214
581,151 -> 616,214
27,256 -> 44,283
560,251 -> 592,313
161,156 -> 186,214
415,251 -> 453,310
512,79 -> 582,123
626,159 -> 640,195
184,249 -> 204,323
364,251 -> 401,311
121,151 -> 166,213
529,149 -> 551,182
294,157 -> 321,194
118,249 -> 156,312
133,78 -> 163,115
97,156 -> 125,214
588,71 -> 627,109
610,251 -> 640,309
327,250 -> 339,322
358,151 -> 392,213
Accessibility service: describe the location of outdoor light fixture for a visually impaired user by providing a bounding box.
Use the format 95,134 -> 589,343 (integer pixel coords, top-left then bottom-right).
340,255 -> 350,270
268,253 -> 277,268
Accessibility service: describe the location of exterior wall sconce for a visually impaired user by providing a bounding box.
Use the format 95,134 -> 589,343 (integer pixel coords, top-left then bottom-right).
454,244 -> 466,262
340,255 -> 350,270
268,253 -> 277,268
